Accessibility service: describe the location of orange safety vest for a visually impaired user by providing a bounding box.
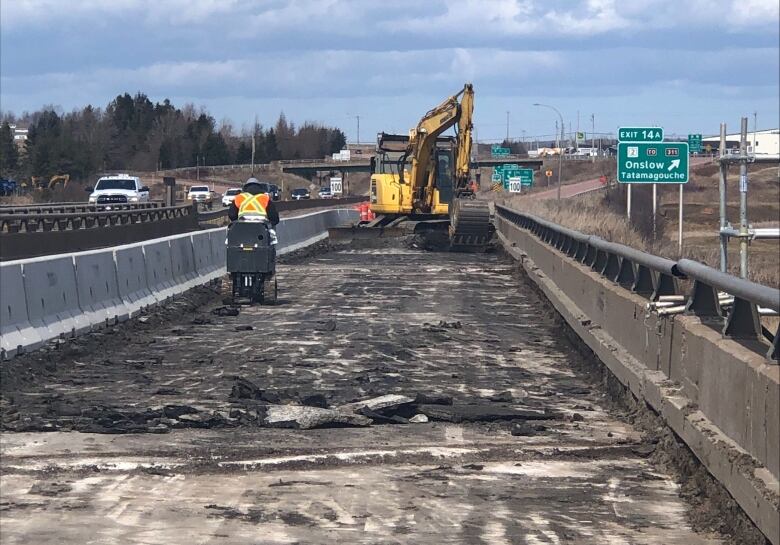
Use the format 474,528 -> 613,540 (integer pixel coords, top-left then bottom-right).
234,192 -> 270,218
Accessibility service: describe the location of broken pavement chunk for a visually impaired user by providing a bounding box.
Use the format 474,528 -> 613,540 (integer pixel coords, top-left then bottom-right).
263,405 -> 371,430
417,403 -> 555,423
338,394 -> 415,414
414,393 -> 452,405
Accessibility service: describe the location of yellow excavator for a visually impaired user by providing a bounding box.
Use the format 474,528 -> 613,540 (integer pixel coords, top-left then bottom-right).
365,83 -> 492,249
31,174 -> 70,190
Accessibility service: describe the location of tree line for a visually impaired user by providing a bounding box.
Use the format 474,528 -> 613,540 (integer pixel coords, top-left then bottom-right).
0,93 -> 347,181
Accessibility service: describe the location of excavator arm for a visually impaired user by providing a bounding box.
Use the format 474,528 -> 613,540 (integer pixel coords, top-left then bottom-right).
454,84 -> 474,194
403,84 -> 472,213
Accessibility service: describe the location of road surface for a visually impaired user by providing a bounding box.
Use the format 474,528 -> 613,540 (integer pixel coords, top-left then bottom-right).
0,246 -> 724,544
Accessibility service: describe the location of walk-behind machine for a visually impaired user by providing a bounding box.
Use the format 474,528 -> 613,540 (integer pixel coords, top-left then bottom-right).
226,219 -> 277,305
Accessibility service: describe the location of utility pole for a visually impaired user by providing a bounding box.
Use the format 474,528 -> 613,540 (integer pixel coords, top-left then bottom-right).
590,113 -> 595,162
506,111 -> 510,142
576,110 -> 580,151
753,111 -> 757,152
738,117 -> 749,278
356,115 -> 360,145
718,123 -> 728,272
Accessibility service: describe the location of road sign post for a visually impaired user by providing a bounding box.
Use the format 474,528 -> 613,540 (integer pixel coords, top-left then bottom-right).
545,168 -> 553,187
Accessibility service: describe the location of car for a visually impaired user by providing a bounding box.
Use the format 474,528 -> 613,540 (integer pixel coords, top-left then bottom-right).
269,184 -> 281,201
187,185 -> 214,208
0,177 -> 17,196
291,188 -> 310,200
222,187 -> 242,206
317,187 -> 332,199
87,175 -> 149,204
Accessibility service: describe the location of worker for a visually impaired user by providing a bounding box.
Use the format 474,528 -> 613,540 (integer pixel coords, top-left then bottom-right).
228,178 -> 280,243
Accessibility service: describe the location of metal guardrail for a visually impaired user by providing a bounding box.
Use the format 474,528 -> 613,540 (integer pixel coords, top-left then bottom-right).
0,204 -> 194,233
0,201 -> 165,215
495,204 -> 779,361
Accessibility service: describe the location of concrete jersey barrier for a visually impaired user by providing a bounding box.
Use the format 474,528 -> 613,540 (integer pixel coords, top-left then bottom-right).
0,209 -> 359,360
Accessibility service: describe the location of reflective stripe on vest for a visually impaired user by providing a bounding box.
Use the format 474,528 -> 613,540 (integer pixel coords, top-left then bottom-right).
236,192 -> 270,217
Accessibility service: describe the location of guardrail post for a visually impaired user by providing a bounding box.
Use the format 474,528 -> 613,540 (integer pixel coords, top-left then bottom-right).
603,252 -> 620,279
633,265 -> 654,295
615,258 -> 636,287
722,297 -> 763,340
685,279 -> 721,316
592,249 -> 608,273
653,273 -> 678,300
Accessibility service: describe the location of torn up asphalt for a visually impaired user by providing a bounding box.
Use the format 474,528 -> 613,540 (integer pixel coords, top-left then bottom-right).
0,246 -> 727,544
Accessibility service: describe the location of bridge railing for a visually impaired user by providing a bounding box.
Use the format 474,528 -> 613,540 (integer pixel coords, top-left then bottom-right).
0,201 -> 166,215
0,204 -> 194,234
495,204 -> 779,361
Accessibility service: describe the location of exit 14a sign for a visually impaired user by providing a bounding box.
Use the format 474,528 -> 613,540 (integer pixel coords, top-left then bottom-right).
618,142 -> 689,183
619,127 -> 664,143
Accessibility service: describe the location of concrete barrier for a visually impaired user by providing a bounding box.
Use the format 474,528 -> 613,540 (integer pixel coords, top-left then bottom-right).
496,215 -> 780,545
169,234 -> 199,291
143,240 -> 177,303
23,255 -> 90,341
114,245 -> 154,317
0,208 -> 357,360
0,262 -> 42,358
74,250 -> 128,327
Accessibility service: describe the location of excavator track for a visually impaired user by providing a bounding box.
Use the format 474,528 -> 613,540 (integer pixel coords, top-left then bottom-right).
449,198 -> 494,251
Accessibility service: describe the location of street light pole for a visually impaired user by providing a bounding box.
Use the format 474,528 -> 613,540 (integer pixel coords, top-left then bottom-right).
534,103 -> 565,200
506,111 -> 510,142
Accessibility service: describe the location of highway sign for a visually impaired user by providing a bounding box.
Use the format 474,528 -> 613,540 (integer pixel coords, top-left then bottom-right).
491,145 -> 510,157
617,142 -> 689,183
576,132 -> 585,143
688,134 -> 702,153
618,127 -> 664,143
330,177 -> 343,195
508,177 -> 523,193
517,168 -> 534,186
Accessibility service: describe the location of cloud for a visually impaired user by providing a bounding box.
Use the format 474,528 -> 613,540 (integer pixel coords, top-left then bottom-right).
1,0 -> 777,136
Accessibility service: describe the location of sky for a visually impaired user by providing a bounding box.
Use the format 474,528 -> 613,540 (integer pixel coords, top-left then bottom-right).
1,0 -> 779,142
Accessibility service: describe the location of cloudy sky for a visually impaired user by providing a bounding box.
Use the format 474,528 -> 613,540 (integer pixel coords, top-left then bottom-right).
1,0 -> 778,141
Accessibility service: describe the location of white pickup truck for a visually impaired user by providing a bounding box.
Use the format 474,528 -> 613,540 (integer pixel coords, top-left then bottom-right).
87,175 -> 150,205
187,185 -> 214,208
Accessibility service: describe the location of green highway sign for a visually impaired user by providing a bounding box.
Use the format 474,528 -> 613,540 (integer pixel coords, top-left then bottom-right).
617,142 -> 689,184
618,127 -> 664,143
507,169 -> 534,193
491,145 -> 510,157
518,168 -> 533,186
688,133 -> 702,153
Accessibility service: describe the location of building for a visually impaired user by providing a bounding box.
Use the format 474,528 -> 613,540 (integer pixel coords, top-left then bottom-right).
9,124 -> 29,148
701,128 -> 779,156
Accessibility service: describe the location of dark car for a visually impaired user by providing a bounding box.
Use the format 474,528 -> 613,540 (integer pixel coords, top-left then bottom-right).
269,184 -> 281,201
291,188 -> 310,200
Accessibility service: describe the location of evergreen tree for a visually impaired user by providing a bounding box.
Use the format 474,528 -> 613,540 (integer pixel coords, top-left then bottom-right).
0,122 -> 18,173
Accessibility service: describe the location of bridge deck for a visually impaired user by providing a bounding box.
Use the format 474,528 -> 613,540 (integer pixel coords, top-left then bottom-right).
0,247 -> 724,544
